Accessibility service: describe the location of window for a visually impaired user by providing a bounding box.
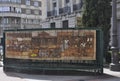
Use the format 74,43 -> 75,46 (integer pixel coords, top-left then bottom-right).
3,7 -> 10,12
64,6 -> 71,14
53,2 -> 56,8
26,9 -> 31,14
65,0 -> 69,3
11,0 -> 16,3
32,19 -> 39,24
39,10 -> 42,15
33,19 -> 38,24
34,1 -> 39,7
0,0 -> 21,3
10,7 -> 14,12
79,0 -> 83,9
53,2 -> 57,16
2,18 -> 9,24
16,18 -> 20,24
50,22 -> 56,28
0,7 -> 10,12
26,0 -> 30,5
17,0 -> 21,3
39,1 -> 42,7
1,0 -> 7,2
52,0 -> 56,1
62,20 -> 68,28
28,19 -> 31,24
0,17 -> 20,24
0,6 -> 22,13
15,8 -> 21,13
52,10 -> 57,16
34,10 -> 39,15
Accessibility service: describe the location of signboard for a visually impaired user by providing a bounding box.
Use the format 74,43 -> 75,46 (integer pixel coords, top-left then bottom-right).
5,30 -> 96,60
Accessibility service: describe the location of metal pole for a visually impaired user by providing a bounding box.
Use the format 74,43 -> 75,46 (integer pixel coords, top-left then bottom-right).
110,0 -> 120,71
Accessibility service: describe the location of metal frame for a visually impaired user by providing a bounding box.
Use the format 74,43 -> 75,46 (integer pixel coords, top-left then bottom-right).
2,28 -> 103,74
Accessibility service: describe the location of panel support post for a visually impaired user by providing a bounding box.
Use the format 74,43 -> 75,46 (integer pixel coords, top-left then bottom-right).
110,0 -> 120,71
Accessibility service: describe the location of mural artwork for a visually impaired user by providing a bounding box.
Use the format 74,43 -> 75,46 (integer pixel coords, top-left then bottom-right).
5,30 -> 96,60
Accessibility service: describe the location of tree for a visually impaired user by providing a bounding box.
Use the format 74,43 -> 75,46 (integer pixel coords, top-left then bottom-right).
82,0 -> 112,60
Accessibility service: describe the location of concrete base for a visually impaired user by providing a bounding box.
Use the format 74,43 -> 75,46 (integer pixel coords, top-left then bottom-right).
110,63 -> 120,71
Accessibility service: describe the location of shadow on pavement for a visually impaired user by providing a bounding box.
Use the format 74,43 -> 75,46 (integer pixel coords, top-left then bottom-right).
3,68 -> 120,81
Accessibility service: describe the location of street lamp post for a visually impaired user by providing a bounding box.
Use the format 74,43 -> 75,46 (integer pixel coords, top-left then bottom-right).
110,0 -> 120,71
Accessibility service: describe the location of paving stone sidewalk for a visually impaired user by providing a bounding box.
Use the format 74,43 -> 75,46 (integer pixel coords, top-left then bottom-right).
0,62 -> 120,81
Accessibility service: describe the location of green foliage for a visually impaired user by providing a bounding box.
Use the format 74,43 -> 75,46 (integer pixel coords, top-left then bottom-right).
82,0 -> 111,28
82,0 -> 112,56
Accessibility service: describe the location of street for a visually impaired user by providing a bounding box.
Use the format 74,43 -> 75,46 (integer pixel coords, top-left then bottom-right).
0,65 -> 120,81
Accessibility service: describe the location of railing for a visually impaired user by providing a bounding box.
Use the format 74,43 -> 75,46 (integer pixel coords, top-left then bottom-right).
47,2 -> 83,17
47,11 -> 52,17
0,23 -> 20,28
64,6 -> 71,14
0,1 -> 21,4
47,10 -> 57,17
73,2 -> 83,11
59,8 -> 64,14
52,10 -> 57,16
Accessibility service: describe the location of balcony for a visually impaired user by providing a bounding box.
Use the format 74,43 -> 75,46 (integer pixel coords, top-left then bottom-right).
59,6 -> 71,15
47,10 -> 57,17
73,4 -> 78,11
64,6 -> 71,14
73,2 -> 83,12
52,10 -> 57,16
0,23 -> 20,27
0,1 -> 21,4
59,8 -> 64,14
47,11 -> 52,17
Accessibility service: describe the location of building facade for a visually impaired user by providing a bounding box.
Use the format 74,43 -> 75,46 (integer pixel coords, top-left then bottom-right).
0,0 -> 83,38
41,0 -> 83,28
0,0 -> 43,37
